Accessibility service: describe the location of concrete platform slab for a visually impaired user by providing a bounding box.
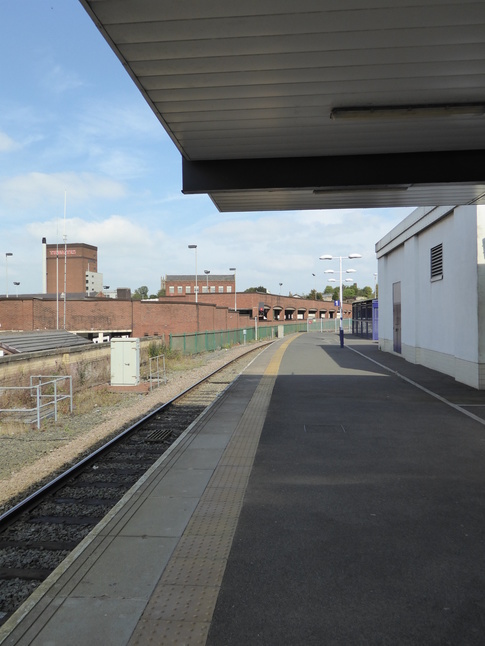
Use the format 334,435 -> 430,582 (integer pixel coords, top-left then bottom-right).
118,496 -> 200,537
5,334 -> 485,645
73,535 -> 178,598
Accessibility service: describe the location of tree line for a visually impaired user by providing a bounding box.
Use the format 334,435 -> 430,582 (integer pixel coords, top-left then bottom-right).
243,284 -> 375,301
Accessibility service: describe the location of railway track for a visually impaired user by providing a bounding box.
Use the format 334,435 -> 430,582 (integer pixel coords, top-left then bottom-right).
0,345 -> 267,625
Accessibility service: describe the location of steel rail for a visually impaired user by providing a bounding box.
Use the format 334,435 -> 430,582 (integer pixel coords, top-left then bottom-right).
0,343 -> 271,529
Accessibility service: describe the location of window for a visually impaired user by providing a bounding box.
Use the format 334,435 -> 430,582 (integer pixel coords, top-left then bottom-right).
430,243 -> 443,281
202,286 -> 208,293
227,286 -> 232,293
177,286 -> 182,294
218,286 -> 224,293
210,286 -> 215,293
186,286 -> 191,293
169,286 -> 174,294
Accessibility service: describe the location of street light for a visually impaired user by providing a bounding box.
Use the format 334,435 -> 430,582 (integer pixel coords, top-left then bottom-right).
204,269 -> 210,293
229,267 -> 236,310
13,281 -> 20,297
5,252 -> 13,298
188,245 -> 198,303
279,282 -> 283,295
319,253 -> 362,346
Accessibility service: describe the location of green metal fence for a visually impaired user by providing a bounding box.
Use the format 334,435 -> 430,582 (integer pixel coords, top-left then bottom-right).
168,319 -> 352,355
308,318 -> 352,333
169,322 -> 308,355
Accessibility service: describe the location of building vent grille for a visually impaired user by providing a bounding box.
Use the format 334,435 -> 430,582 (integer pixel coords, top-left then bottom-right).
430,243 -> 443,280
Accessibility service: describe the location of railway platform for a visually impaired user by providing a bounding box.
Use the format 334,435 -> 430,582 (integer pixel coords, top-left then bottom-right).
2,332 -> 485,645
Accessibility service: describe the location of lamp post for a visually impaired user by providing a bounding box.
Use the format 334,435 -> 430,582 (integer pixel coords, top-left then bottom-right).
188,245 -> 198,303
13,281 -> 20,298
320,253 -> 362,347
279,282 -> 283,295
229,267 -> 236,311
204,269 -> 210,293
5,252 -> 13,298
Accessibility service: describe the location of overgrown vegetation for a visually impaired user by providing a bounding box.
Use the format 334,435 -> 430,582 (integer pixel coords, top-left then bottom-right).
140,341 -> 205,380
305,284 -> 374,301
0,342 -> 209,434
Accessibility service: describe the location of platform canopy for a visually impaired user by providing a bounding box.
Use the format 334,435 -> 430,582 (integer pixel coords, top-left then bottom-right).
79,1 -> 485,211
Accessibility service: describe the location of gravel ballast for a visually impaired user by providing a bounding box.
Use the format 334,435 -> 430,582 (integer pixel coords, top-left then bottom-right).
0,343 -> 268,515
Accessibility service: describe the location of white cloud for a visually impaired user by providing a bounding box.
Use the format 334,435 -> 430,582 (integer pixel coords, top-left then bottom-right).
180,207 -> 410,294
0,131 -> 19,152
9,205 -> 409,297
23,215 -> 171,294
0,172 -> 126,211
0,3 -> 414,299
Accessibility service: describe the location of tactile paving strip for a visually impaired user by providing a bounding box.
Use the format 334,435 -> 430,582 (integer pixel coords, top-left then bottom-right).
128,337 -> 298,646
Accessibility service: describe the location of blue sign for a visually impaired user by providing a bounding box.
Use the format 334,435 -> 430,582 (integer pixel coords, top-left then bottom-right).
334,300 -> 340,306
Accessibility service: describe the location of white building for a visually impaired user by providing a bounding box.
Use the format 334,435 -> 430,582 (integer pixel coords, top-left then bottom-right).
376,205 -> 485,389
85,271 -> 103,295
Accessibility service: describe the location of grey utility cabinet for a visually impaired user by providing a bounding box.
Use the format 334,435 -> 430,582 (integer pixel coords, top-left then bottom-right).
110,338 -> 140,386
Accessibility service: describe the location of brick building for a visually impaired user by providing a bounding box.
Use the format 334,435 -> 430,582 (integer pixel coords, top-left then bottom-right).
0,291 -> 352,343
193,291 -> 352,321
44,241 -> 102,295
163,274 -> 235,297
0,296 -> 240,343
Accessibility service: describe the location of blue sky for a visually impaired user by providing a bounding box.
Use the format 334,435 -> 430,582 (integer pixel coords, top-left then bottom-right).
0,1 -> 413,296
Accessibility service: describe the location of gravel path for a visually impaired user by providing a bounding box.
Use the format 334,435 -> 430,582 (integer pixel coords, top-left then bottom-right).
0,342 -> 268,515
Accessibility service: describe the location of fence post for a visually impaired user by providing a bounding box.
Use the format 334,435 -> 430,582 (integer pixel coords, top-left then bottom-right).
54,380 -> 58,421
36,384 -> 41,429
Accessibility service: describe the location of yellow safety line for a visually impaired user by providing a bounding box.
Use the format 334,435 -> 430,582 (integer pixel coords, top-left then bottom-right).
128,334 -> 301,645
263,333 -> 300,376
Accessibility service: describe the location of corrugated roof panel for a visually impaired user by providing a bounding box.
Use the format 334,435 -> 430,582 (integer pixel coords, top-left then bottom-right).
0,331 -> 91,355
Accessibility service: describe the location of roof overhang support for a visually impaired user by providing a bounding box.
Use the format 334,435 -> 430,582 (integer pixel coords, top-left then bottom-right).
183,150 -> 485,194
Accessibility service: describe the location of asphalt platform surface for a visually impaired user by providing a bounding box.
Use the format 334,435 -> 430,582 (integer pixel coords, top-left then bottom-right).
3,332 -> 485,646
207,333 -> 485,646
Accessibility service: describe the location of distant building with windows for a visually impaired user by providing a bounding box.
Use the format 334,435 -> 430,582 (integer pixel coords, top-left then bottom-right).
44,241 -> 103,295
162,274 -> 235,297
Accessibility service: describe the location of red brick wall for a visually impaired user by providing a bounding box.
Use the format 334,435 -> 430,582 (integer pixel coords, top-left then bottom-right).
131,301 -> 248,339
0,300 -> 31,331
0,294 -> 352,338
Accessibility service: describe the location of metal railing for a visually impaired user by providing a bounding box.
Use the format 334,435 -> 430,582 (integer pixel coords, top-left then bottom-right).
148,354 -> 167,390
307,318 -> 352,333
169,322 -> 307,354
0,375 -> 73,429
168,319 -> 354,356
